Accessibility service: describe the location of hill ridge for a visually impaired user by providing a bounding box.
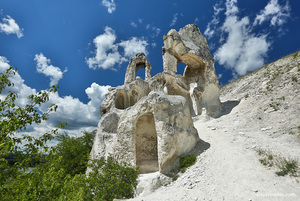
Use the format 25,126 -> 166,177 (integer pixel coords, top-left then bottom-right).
129,51 -> 300,200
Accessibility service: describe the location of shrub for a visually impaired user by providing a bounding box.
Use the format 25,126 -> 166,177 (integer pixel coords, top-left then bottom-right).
292,76 -> 297,82
172,174 -> 179,181
180,155 -> 196,169
84,157 -> 138,201
276,159 -> 298,177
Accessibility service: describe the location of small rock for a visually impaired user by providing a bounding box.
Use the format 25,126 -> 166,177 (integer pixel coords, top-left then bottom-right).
261,127 -> 272,131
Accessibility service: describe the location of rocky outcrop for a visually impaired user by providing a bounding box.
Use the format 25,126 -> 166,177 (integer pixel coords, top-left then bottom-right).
124,53 -> 151,84
162,24 -> 220,116
90,24 -> 221,178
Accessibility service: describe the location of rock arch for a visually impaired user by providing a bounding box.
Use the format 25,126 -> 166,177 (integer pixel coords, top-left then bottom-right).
135,113 -> 159,174
124,53 -> 152,84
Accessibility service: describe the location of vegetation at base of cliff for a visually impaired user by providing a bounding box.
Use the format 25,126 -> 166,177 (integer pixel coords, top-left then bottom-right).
2,131 -> 138,201
179,154 -> 196,173
172,155 -> 197,181
0,67 -> 138,200
180,155 -> 196,169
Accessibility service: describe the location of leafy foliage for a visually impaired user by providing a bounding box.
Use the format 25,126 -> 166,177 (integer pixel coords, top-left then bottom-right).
1,67 -> 138,200
61,157 -> 138,201
86,157 -> 138,200
52,131 -> 96,176
180,154 -> 196,169
1,130 -> 138,200
0,66 -> 61,190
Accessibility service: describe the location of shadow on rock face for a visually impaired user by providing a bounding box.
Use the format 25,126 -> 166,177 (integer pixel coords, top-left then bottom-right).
193,138 -> 211,157
214,100 -> 241,118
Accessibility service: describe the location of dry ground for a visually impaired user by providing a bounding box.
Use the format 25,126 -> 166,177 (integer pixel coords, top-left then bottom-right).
128,52 -> 300,201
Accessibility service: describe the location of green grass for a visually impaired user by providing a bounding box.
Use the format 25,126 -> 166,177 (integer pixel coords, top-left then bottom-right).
280,96 -> 285,101
257,149 -> 299,177
292,52 -> 299,59
180,155 -> 196,170
288,126 -> 300,137
292,76 -> 298,82
269,102 -> 280,111
282,51 -> 300,60
172,154 -> 197,182
172,174 -> 179,181
276,158 -> 298,177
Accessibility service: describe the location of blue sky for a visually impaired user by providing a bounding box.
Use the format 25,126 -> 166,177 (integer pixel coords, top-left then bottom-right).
0,0 -> 299,138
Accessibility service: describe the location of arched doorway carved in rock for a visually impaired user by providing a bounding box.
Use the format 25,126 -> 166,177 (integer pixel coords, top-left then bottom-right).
115,92 -> 126,109
135,113 -> 159,173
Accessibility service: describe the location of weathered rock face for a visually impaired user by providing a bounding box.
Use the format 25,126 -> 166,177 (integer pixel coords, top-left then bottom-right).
92,91 -> 199,175
113,91 -> 198,175
124,53 -> 151,84
90,24 -> 220,176
162,24 -> 221,116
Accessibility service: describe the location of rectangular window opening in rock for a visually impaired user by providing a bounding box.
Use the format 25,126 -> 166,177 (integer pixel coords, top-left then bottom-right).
135,113 -> 159,174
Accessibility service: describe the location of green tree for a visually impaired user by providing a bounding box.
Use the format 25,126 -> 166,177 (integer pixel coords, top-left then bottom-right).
0,66 -> 62,194
1,67 -> 138,200
60,157 -> 138,201
2,131 -> 138,201
52,130 -> 96,176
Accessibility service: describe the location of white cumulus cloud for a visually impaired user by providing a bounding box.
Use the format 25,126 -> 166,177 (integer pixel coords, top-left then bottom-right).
0,15 -> 24,38
1,56 -> 111,135
86,27 -> 123,70
0,56 -> 10,69
215,0 -> 271,75
206,0 -> 275,76
119,37 -> 148,58
34,53 -> 68,86
0,56 -> 36,107
39,83 -> 110,130
85,83 -> 110,116
254,0 -> 291,26
102,0 -> 116,14
86,26 -> 148,70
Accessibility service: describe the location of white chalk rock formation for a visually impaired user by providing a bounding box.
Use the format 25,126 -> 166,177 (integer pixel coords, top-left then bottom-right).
90,24 -> 220,183
162,24 -> 221,116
